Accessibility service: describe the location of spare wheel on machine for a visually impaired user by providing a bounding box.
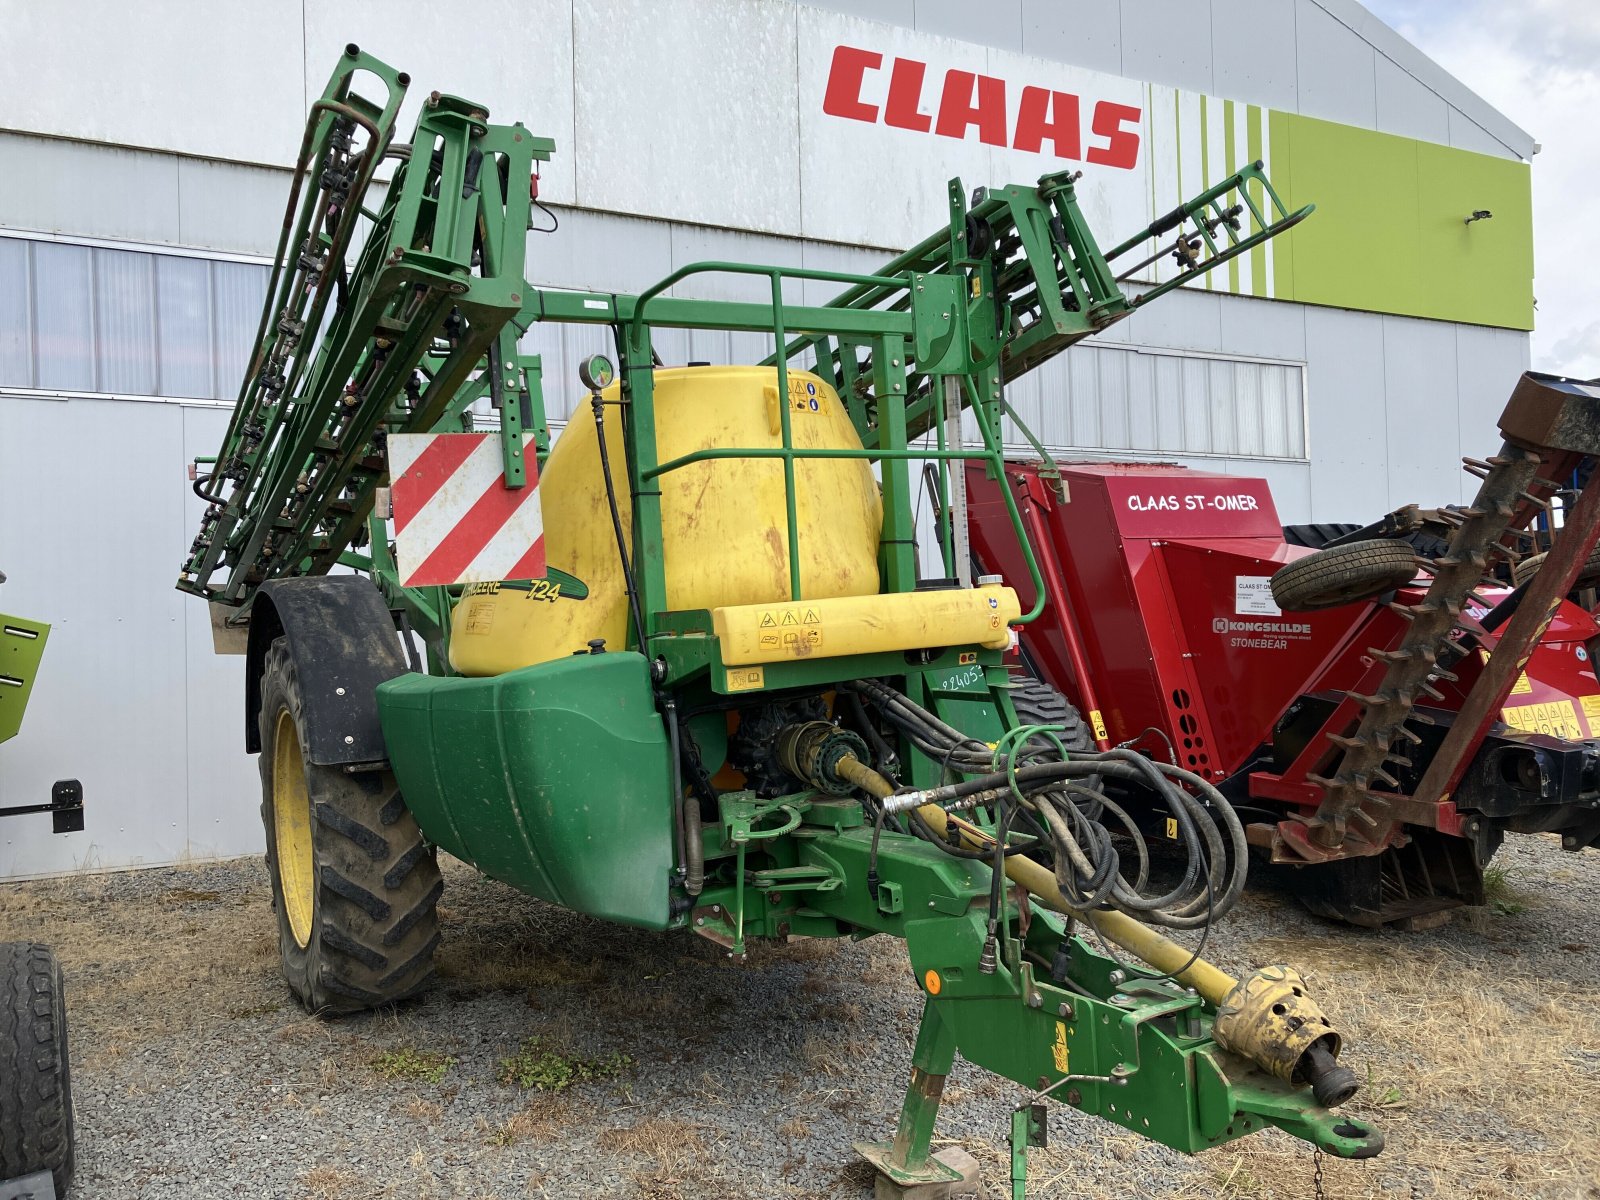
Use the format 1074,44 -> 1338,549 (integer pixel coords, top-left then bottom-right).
1270,539 -> 1419,612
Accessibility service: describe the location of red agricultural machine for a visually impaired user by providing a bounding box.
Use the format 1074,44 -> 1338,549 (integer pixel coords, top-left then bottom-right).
970,371 -> 1600,927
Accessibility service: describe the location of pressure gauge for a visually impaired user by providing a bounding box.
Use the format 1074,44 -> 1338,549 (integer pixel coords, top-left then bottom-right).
578,354 -> 615,393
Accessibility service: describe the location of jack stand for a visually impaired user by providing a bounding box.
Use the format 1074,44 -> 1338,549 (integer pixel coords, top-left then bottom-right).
1009,1104 -> 1047,1200
856,1002 -> 980,1199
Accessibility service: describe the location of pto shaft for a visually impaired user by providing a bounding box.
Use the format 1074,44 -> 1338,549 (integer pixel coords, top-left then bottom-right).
834,755 -> 1359,1107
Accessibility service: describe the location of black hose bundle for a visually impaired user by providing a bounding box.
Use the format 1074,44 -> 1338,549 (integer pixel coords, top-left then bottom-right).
847,679 -> 1248,931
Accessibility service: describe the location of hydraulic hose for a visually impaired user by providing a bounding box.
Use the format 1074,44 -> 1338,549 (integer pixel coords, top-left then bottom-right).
847,679 -> 1247,930
837,755 -> 1234,1002
662,695 -> 704,897
835,753 -> 1358,1107
591,392 -> 647,651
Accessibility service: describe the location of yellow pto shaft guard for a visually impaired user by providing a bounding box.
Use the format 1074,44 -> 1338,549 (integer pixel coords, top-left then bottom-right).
835,755 -> 1358,1107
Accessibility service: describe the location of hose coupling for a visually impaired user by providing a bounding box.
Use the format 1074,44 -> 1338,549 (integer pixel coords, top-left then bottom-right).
978,935 -> 998,975
881,790 -> 932,815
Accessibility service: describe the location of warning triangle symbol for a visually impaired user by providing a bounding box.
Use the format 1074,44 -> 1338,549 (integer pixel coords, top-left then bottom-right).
759,613 -> 777,628
802,608 -> 820,624
781,611 -> 799,626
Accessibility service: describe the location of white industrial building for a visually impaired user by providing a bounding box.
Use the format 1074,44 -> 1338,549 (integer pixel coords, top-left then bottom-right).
0,0 -> 1536,877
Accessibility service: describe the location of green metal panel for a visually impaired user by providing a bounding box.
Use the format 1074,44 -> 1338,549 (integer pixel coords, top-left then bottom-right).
0,615 -> 49,745
376,651 -> 675,929
1267,111 -> 1534,329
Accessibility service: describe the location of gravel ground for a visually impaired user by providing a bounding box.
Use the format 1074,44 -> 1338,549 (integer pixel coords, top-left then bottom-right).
2,835 -> 1598,1200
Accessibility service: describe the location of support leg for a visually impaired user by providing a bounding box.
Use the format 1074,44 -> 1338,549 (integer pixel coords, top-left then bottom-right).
855,1000 -> 966,1198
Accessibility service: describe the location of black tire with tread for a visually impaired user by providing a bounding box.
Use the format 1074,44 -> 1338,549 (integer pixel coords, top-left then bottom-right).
1271,539 -> 1419,612
1008,674 -> 1095,753
1284,523 -> 1451,559
1281,523 -> 1362,550
259,639 -> 442,1014
1007,673 -> 1101,802
1512,546 -> 1600,589
0,941 -> 73,1194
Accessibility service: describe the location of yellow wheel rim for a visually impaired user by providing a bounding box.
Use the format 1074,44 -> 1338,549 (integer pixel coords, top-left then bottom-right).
272,708 -> 316,949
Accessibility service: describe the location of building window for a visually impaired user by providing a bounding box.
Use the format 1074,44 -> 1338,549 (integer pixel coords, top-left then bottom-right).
0,234 -> 269,401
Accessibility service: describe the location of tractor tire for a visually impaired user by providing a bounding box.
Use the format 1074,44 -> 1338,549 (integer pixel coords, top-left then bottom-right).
1512,546 -> 1600,589
1282,523 -> 1362,550
1008,674 -> 1096,755
1270,539 -> 1419,612
258,638 -> 442,1015
1007,673 -> 1101,812
1285,522 -> 1453,559
0,942 -> 74,1195
1512,552 -> 1545,587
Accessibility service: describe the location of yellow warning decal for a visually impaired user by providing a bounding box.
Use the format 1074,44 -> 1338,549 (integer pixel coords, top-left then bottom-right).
1052,1021 -> 1070,1073
1090,709 -> 1108,741
778,627 -> 823,651
757,606 -> 823,630
1581,695 -> 1600,736
1509,672 -> 1533,695
1501,699 -> 1583,739
1164,817 -> 1179,841
725,667 -> 765,693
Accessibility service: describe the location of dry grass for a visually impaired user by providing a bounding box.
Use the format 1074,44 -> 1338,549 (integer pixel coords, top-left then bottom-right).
799,1031 -> 852,1078
301,1165 -> 367,1200
11,853 -> 1599,1199
598,1116 -> 722,1199
809,997 -> 865,1024
1178,934 -> 1600,1200
480,1094 -> 575,1146
0,868 -> 279,1070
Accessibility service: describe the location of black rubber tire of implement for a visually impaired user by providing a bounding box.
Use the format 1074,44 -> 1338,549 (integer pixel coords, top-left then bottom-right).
1271,538 -> 1420,612
1512,546 -> 1600,589
258,639 -> 442,1015
1284,522 -> 1453,559
0,942 -> 74,1195
1282,523 -> 1362,550
1008,674 -> 1096,756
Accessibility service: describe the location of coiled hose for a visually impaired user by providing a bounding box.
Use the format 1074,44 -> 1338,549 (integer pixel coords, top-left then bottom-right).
847,679 -> 1249,931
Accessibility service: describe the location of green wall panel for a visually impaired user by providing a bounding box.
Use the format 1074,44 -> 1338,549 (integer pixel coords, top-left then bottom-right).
1266,111 -> 1533,330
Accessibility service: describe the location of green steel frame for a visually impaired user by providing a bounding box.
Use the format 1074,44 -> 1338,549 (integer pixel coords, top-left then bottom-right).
176,48 -> 1365,1192
177,46 -> 1309,665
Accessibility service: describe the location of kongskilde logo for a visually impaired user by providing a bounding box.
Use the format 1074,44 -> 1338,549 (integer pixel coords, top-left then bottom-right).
822,45 -> 1142,168
1213,618 -> 1312,635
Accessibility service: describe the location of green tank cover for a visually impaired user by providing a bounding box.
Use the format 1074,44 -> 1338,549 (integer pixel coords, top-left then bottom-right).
376,651 -> 675,929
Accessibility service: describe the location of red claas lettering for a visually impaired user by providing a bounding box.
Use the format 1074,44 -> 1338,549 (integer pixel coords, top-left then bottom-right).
1012,86 -> 1081,158
1087,101 -> 1141,168
822,45 -> 882,122
934,69 -> 1008,146
820,44 -> 1142,169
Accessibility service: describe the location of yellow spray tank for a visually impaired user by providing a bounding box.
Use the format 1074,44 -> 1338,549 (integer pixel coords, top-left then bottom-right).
449,366 -> 884,676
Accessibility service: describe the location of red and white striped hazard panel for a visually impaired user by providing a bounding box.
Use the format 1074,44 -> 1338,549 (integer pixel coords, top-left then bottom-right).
387,432 -> 544,588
